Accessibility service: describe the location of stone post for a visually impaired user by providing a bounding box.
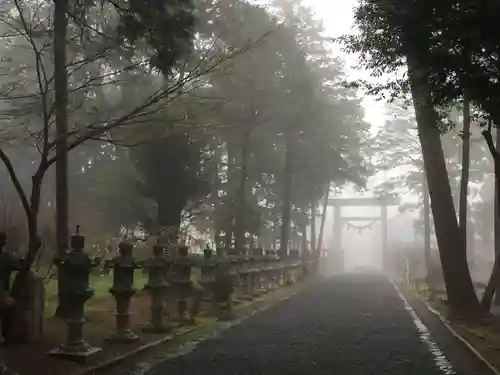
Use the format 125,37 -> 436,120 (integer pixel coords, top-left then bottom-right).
246,256 -> 257,298
170,246 -> 193,325
226,248 -> 243,302
213,259 -> 234,321
200,248 -> 217,309
266,249 -> 279,289
105,240 -> 141,342
142,244 -> 171,333
49,226 -> 101,359
277,248 -> 287,286
289,249 -> 300,283
238,253 -> 253,301
252,248 -> 268,294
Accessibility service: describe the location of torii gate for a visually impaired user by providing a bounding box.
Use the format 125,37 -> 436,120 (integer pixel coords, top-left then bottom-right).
329,196 -> 399,269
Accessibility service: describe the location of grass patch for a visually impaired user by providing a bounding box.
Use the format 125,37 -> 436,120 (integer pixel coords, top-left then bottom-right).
41,267 -> 201,318
41,271 -> 149,318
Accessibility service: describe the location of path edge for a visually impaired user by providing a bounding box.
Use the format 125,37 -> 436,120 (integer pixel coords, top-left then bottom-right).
71,326 -> 199,375
388,274 -> 500,375
72,278 -> 314,375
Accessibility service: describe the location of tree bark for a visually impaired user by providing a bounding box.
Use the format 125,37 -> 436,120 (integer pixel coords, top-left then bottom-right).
54,0 -> 69,252
317,184 -> 329,254
459,96 -> 471,260
484,127 -> 500,309
423,174 -> 432,280
234,125 -> 251,252
310,198 -> 316,254
301,207 -> 308,253
477,120 -> 500,310
407,55 -> 480,315
494,126 -> 500,305
280,134 -> 293,255
53,0 -> 69,320
481,257 -> 499,311
224,144 -> 238,249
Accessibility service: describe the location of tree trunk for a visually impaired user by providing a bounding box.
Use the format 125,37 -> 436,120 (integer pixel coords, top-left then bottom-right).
485,128 -> 500,309
234,125 -> 251,252
407,56 -> 480,315
157,196 -> 185,244
481,257 -> 499,311
301,208 -> 308,253
317,184 -> 329,254
224,144 -> 238,249
459,96 -> 471,260
280,135 -> 293,256
310,198 -> 317,255
54,0 -> 69,254
53,0 -> 69,320
5,175 -> 43,344
423,174 -> 432,280
494,127 -> 500,305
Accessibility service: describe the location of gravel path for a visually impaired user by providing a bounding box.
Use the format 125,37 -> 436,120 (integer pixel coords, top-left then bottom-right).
147,273 -> 494,375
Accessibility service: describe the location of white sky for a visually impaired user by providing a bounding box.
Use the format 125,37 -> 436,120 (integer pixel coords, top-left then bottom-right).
304,0 -> 387,128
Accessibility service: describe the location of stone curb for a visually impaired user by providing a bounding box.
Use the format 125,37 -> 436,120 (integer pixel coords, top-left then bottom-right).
393,276 -> 500,375
72,280 -> 311,375
72,326 -> 200,375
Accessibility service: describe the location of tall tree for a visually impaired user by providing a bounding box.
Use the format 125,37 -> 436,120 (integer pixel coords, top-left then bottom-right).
341,0 -> 481,314
0,0 -> 201,341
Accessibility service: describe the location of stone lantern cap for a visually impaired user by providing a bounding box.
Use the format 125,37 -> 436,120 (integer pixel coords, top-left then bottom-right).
71,225 -> 85,251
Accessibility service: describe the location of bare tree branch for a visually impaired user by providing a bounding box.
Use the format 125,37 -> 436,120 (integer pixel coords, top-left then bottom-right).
0,148 -> 31,217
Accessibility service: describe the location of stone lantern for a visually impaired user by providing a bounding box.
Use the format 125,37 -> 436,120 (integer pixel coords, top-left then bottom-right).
246,248 -> 260,297
213,259 -> 234,321
200,246 -> 217,309
251,248 -> 267,294
105,240 -> 141,342
170,246 -> 193,325
226,248 -> 243,301
0,232 -> 24,345
289,249 -> 301,283
142,244 -> 171,333
265,249 -> 279,290
49,226 -> 101,359
237,251 -> 252,301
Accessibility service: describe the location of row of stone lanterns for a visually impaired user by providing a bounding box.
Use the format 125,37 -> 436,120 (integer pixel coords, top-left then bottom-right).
46,227 -> 310,360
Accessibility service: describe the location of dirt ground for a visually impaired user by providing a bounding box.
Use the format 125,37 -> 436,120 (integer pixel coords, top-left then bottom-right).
0,292 -> 194,375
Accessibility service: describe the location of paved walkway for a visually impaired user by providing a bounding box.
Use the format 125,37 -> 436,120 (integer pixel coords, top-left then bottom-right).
147,273 -> 494,375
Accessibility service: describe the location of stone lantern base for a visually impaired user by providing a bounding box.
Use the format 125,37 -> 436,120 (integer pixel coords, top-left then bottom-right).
106,328 -> 139,342
48,341 -> 101,362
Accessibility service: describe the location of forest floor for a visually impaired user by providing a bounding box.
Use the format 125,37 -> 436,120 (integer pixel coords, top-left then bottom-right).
0,276 -> 308,375
411,279 -> 500,374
